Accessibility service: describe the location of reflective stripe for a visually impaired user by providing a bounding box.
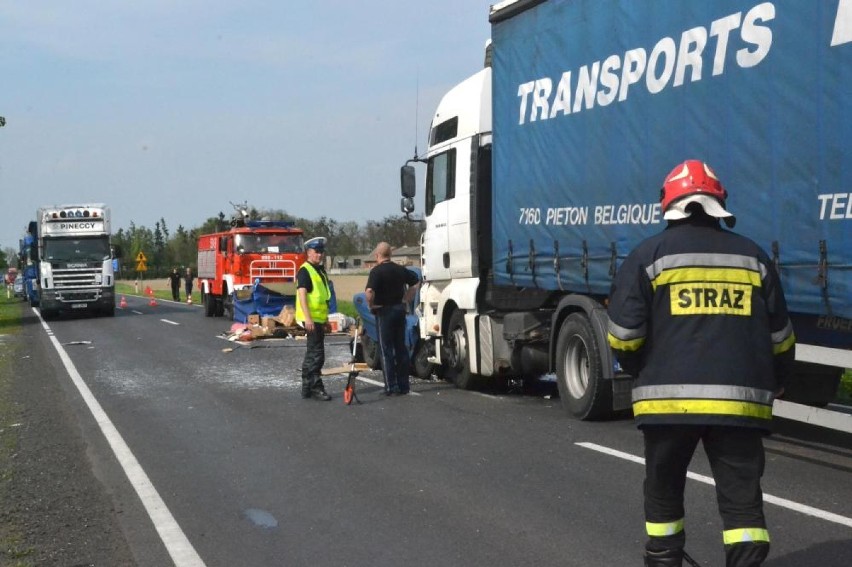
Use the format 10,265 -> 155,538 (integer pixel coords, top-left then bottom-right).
608,332 -> 645,352
723,527 -> 770,545
607,319 -> 646,341
645,253 -> 766,281
633,385 -> 775,405
646,518 -> 684,537
772,320 -> 795,355
651,267 -> 762,291
633,399 -> 773,419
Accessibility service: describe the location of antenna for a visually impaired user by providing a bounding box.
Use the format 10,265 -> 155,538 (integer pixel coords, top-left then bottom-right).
413,69 -> 420,160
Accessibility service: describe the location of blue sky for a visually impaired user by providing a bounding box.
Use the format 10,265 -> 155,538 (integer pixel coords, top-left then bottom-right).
0,1 -> 494,251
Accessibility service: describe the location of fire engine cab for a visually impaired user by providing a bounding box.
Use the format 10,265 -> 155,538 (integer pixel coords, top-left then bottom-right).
197,217 -> 306,319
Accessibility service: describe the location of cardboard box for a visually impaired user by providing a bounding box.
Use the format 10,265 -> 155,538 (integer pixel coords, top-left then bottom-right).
277,305 -> 295,327
250,324 -> 267,338
262,316 -> 278,331
247,313 -> 261,325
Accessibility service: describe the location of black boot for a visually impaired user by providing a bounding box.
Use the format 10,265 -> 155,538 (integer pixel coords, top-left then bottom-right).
645,548 -> 683,567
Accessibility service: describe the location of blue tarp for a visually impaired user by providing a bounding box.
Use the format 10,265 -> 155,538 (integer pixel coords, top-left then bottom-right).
233,281 -> 337,323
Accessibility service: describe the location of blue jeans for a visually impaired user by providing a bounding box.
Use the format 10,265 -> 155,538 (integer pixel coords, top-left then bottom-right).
376,304 -> 409,393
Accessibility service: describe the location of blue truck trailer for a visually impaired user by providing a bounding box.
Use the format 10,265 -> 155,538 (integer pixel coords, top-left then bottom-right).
401,0 -> 851,428
18,231 -> 39,306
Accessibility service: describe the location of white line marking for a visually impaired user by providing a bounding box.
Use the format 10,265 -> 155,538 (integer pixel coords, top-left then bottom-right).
576,442 -> 852,529
132,310 -> 144,315
356,375 -> 421,396
36,308 -> 206,566
161,319 -> 180,326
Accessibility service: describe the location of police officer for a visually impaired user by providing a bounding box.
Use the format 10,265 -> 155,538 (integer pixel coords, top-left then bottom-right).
296,236 -> 333,401
607,160 -> 795,567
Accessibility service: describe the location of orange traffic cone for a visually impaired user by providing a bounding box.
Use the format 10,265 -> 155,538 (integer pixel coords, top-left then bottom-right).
119,296 -> 128,309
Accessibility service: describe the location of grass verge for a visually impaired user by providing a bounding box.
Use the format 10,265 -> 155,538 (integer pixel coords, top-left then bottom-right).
0,296 -> 35,565
839,369 -> 852,404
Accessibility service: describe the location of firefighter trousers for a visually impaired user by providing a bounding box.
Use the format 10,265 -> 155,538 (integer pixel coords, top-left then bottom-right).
643,425 -> 770,567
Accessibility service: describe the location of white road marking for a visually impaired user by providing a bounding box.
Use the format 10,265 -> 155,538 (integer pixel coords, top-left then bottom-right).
132,310 -> 144,315
36,308 -> 206,566
355,375 -> 422,395
161,319 -> 180,326
576,441 -> 852,529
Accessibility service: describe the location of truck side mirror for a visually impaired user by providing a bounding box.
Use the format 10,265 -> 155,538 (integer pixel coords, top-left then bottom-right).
401,197 -> 415,215
401,165 -> 416,198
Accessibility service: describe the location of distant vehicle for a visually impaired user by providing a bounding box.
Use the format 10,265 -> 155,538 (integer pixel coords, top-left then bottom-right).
197,204 -> 307,321
13,274 -> 25,298
25,204 -> 121,318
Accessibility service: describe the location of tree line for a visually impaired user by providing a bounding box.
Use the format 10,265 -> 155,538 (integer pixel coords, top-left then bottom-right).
0,207 -> 422,278
110,207 -> 423,278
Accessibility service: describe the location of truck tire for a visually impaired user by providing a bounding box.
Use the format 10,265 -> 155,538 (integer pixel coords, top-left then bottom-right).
361,334 -> 382,370
445,310 -> 488,390
223,293 -> 234,320
203,292 -> 216,317
555,312 -> 612,420
214,288 -> 225,317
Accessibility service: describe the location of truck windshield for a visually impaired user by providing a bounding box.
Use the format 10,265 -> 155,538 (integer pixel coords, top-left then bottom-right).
234,233 -> 303,254
43,237 -> 111,262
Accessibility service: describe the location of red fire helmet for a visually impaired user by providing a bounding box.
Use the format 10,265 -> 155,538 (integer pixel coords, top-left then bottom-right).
660,160 -> 728,212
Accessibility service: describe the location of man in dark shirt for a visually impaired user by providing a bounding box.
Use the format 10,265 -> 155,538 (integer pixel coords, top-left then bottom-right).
167,267 -> 181,302
365,242 -> 420,395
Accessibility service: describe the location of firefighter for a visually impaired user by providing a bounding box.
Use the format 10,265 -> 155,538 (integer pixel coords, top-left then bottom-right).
296,236 -> 333,401
607,160 -> 795,567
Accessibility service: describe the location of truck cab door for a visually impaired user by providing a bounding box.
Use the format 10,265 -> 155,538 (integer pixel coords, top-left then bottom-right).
422,148 -> 456,282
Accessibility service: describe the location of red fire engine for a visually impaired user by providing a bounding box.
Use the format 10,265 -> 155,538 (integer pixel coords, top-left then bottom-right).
197,217 -> 306,319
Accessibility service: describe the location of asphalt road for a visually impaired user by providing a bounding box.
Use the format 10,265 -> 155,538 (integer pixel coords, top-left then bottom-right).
26,296 -> 852,566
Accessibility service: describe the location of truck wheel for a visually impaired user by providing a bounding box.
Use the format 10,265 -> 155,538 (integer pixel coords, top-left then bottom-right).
203,292 -> 216,317
445,310 -> 487,390
555,312 -> 612,420
223,293 -> 234,320
412,341 -> 434,379
214,289 -> 225,317
361,334 -> 382,370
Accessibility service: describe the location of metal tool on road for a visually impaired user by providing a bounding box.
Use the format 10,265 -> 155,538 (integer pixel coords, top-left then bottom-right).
319,327 -> 366,405
343,327 -> 362,405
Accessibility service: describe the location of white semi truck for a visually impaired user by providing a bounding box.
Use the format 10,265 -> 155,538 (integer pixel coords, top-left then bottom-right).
29,203 -> 120,318
401,0 -> 851,431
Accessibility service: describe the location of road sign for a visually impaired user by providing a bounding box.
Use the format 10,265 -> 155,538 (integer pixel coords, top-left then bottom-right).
136,260 -> 147,272
136,251 -> 147,262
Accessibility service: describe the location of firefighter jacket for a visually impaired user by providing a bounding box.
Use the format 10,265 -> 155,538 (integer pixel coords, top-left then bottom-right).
607,216 -> 795,430
296,262 -> 331,325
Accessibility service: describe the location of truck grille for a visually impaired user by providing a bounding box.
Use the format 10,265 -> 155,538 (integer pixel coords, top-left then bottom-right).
249,259 -> 298,282
51,266 -> 103,302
